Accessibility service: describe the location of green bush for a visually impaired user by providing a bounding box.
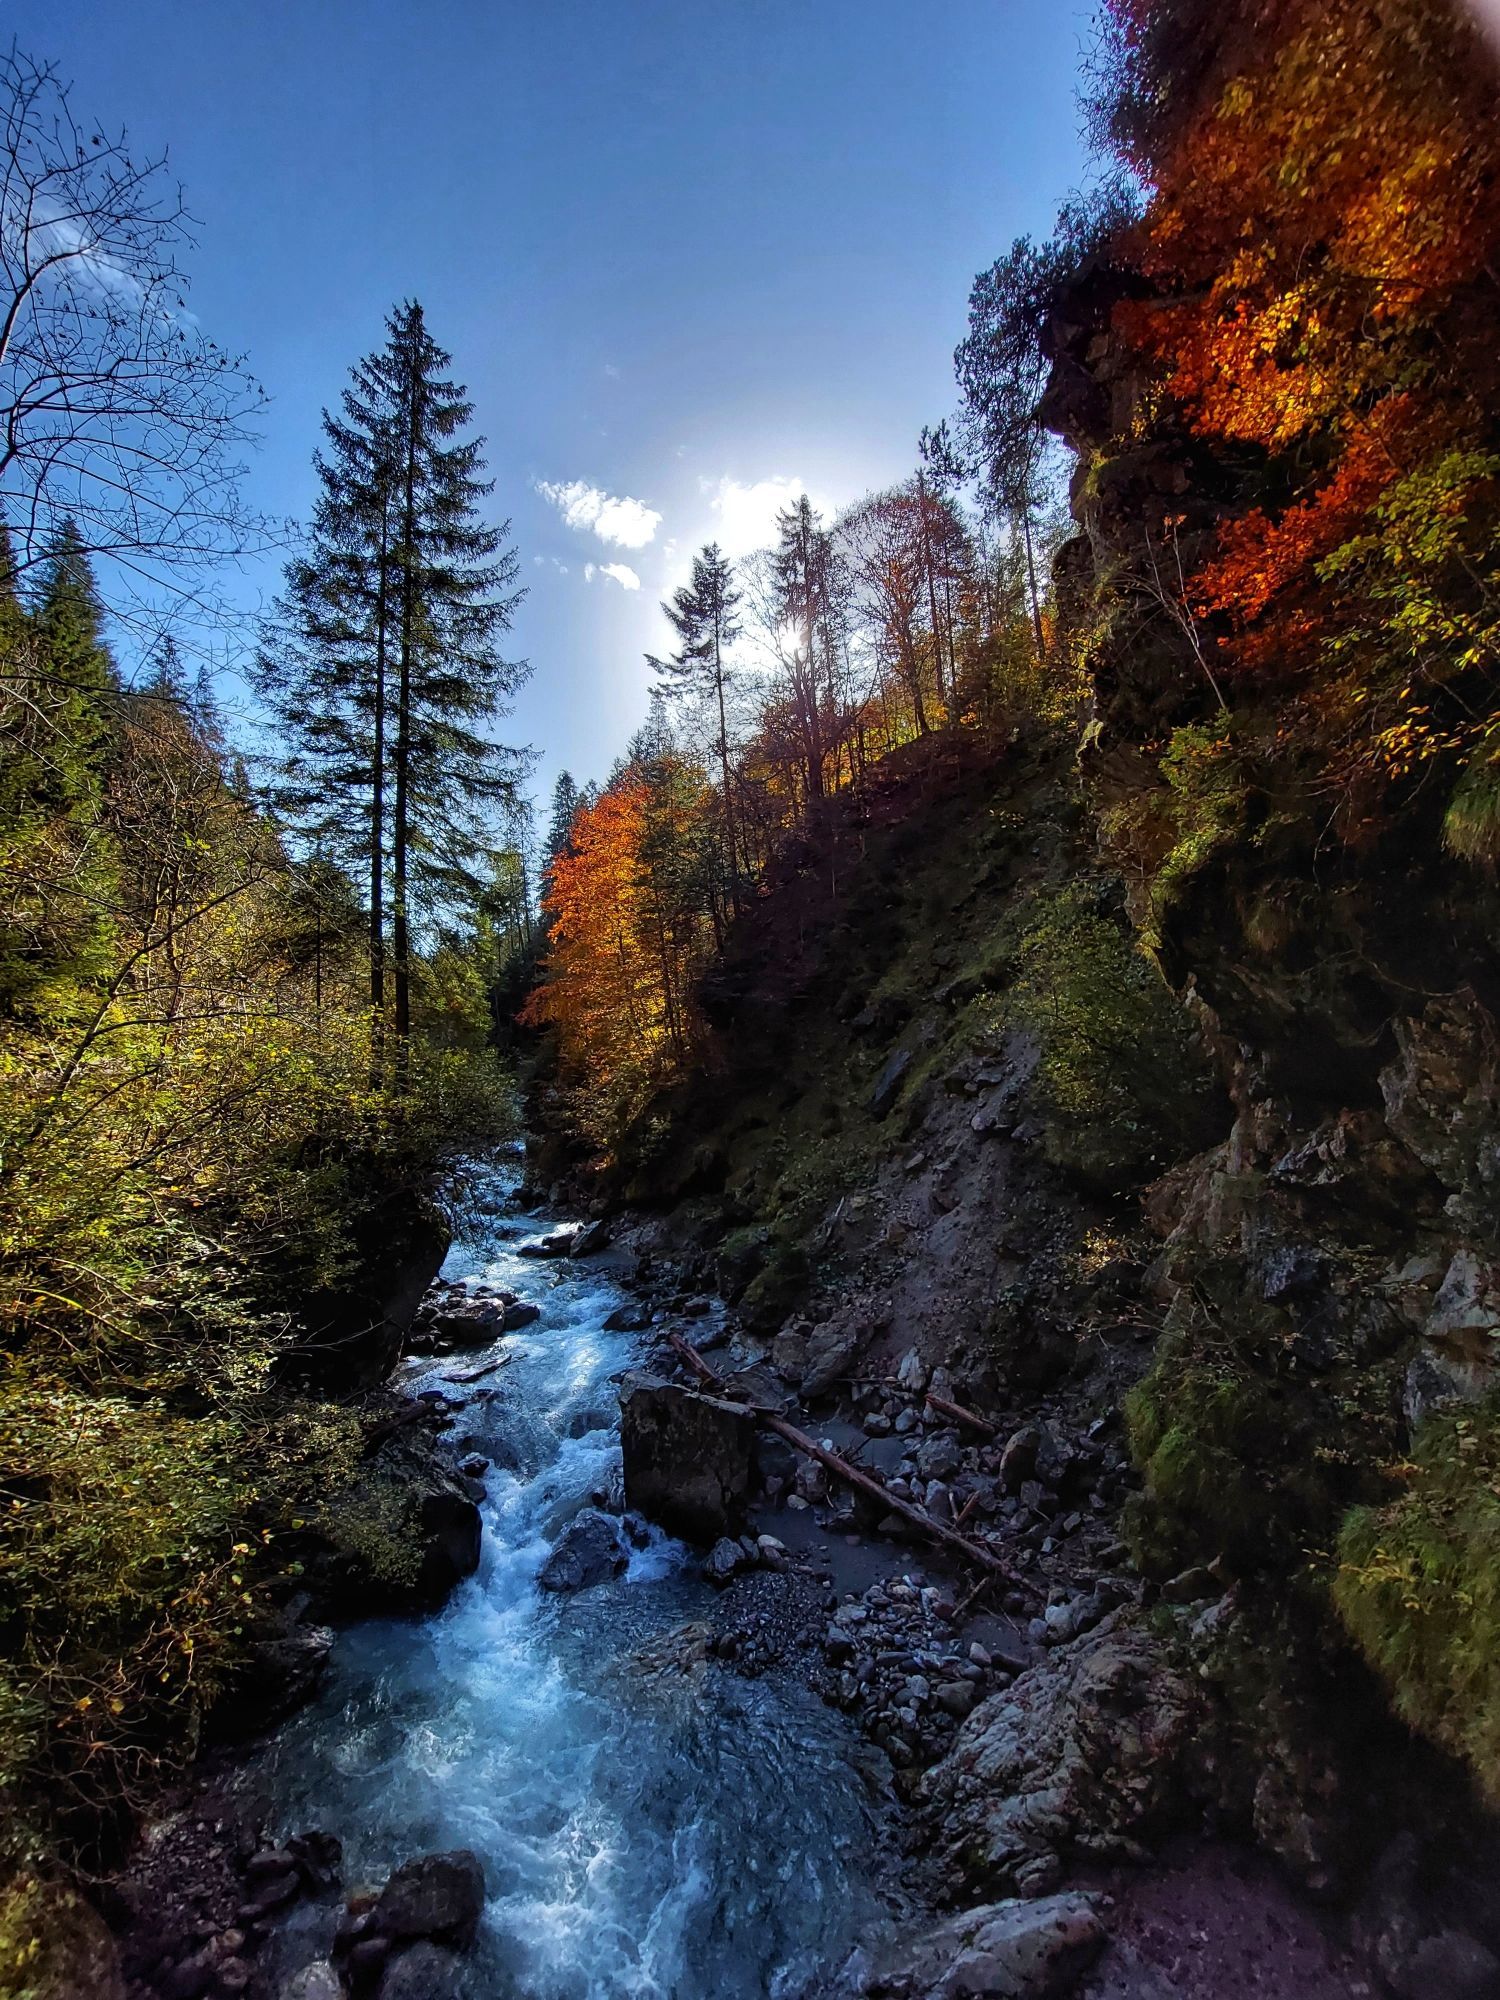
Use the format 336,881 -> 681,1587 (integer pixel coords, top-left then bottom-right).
1335,1396 -> 1500,1799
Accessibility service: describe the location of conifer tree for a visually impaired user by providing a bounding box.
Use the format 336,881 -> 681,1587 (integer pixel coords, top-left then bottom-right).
649,542 -> 744,909
0,522 -> 119,1013
257,301 -> 528,1062
545,770 -> 582,866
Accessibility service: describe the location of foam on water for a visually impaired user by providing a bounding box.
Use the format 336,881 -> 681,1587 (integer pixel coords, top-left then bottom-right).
243,1167 -> 894,1999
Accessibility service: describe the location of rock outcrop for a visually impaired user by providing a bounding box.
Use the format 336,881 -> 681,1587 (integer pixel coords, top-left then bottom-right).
618,1372 -> 757,1542
867,1894 -> 1105,2000
919,1615 -> 1201,1899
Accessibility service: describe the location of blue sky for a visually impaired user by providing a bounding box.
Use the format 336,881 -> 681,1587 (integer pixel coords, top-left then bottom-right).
21,1 -> 1093,803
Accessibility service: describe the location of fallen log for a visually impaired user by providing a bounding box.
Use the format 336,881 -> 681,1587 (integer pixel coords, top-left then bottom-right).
665,1332 -> 1038,1598
925,1391 -> 999,1438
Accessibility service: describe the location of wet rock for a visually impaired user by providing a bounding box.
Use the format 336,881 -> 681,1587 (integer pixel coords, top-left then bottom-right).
282,1967 -> 342,2000
370,1850 -> 485,1952
570,1219 -> 612,1257
537,1508 -> 628,1592
502,1299 -> 541,1330
703,1536 -> 747,1584
603,1301 -> 651,1333
424,1298 -> 510,1348
517,1228 -> 578,1259
920,1616 -> 1199,1898
378,1941 -> 469,2000
303,1423 -> 481,1617
619,1372 -> 757,1542
214,1607 -> 333,1736
869,1893 -> 1105,1997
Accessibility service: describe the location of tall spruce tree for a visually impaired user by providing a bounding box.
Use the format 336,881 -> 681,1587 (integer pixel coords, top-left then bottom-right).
545,769 -> 581,867
649,542 -> 743,910
257,301 -> 528,1063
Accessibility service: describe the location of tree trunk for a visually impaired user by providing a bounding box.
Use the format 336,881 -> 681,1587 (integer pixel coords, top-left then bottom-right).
1022,508 -> 1046,666
393,375 -> 420,1067
369,500 -> 390,1077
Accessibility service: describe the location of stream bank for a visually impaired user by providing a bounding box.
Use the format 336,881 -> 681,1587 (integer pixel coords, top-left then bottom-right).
107,1148 -> 1403,2000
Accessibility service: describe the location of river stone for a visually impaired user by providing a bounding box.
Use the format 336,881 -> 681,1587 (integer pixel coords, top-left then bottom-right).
378,1941 -> 468,2000
618,1372 -> 757,1543
869,1893 -> 1105,1998
570,1219 -> 612,1257
518,1228 -> 578,1259
537,1508 -> 628,1592
919,1614 -> 1200,1898
281,1966 -> 341,2000
371,1850 -> 485,1950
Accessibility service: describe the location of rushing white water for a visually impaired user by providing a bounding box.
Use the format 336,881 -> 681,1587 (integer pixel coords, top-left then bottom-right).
245,1167 -> 896,1999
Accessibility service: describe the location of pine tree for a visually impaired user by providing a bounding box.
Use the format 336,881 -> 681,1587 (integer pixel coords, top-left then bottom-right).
649,542 -> 744,909
770,496 -> 838,802
545,770 -> 582,866
256,301 -> 528,1064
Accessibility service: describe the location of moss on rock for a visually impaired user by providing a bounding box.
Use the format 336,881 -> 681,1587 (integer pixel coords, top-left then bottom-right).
1335,1395 -> 1500,1800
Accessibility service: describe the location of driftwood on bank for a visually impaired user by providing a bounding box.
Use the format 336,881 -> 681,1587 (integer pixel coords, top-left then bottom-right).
665,1331 -> 1038,1598
924,1391 -> 1000,1439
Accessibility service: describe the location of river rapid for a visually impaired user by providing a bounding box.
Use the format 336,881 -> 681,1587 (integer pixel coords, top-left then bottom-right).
241,1162 -> 898,2000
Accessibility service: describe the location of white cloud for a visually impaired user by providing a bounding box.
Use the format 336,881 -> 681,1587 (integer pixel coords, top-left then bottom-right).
535,478 -> 661,550
700,475 -> 808,560
598,562 -> 640,590
584,562 -> 596,583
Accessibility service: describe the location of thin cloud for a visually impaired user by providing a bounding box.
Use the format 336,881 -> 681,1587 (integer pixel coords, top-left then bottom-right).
536,477 -> 661,550
598,562 -> 640,590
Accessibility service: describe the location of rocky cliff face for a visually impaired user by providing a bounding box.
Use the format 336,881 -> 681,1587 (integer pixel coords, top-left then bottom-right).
1042,260 -> 1500,1825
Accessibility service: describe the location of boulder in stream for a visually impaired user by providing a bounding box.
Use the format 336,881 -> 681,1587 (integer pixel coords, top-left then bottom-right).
618,1372 -> 757,1543
518,1227 -> 578,1259
370,1849 -> 485,1950
537,1508 -> 629,1592
378,1941 -> 468,1999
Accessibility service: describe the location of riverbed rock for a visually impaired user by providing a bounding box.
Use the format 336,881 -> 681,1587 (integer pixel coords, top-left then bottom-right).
537,1508 -> 628,1592
518,1227 -> 578,1259
868,1893 -> 1105,1998
281,1966 -> 341,2000
213,1606 -> 334,1736
570,1218 -> 612,1257
370,1849 -> 485,1951
619,1372 -> 757,1542
920,1615 -> 1200,1898
303,1422 -> 482,1617
378,1940 -> 469,2000
292,1205 -> 451,1389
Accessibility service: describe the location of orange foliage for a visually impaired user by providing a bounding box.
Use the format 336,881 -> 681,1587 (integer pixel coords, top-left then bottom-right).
1106,0 -> 1500,796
